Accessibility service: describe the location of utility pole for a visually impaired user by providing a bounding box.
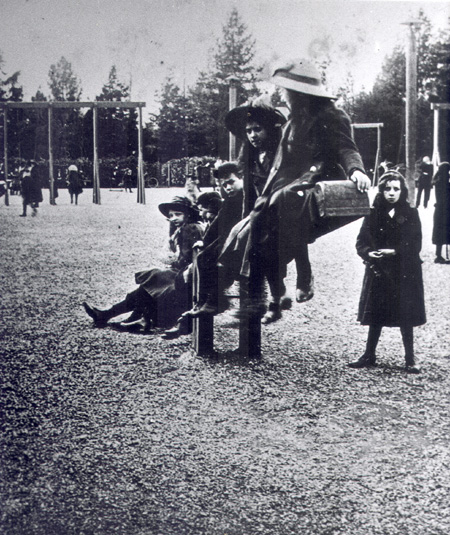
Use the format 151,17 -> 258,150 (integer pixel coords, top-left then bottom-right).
227,76 -> 239,160
402,19 -> 421,203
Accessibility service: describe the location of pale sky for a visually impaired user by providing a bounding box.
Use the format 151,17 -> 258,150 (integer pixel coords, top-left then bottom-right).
1,0 -> 449,119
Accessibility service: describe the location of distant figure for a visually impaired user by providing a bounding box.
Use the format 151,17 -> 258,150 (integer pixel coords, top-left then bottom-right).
432,161 -> 450,264
416,156 -> 433,208
20,160 -> 43,217
67,164 -> 83,205
185,174 -> 202,204
123,168 -> 133,193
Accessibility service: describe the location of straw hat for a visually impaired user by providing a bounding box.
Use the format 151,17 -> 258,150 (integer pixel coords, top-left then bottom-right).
271,58 -> 336,99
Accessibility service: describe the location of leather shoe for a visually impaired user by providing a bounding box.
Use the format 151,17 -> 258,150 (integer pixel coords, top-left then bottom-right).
83,302 -> 108,325
161,319 -> 191,339
120,317 -> 152,332
434,256 -> 448,264
185,302 -> 218,317
296,287 -> 314,303
405,365 -> 421,374
261,302 -> 282,324
348,353 -> 377,368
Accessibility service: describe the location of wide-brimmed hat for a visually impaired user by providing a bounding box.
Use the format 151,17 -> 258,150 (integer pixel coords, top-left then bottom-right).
271,58 -> 336,99
225,101 -> 286,138
158,196 -> 199,220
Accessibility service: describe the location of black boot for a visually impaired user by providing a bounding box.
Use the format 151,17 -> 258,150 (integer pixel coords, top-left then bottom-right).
405,355 -> 420,374
348,353 -> 377,369
161,316 -> 192,339
83,302 -> 111,326
261,301 -> 282,324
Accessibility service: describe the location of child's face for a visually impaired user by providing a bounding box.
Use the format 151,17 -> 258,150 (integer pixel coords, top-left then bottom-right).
216,174 -> 243,197
198,204 -> 216,223
245,121 -> 269,150
383,180 -> 402,204
168,209 -> 186,227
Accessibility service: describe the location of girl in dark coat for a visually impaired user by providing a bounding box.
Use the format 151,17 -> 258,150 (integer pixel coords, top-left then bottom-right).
67,165 -> 83,205
432,162 -> 450,263
348,171 -> 426,373
83,196 -> 202,332
20,161 -> 43,217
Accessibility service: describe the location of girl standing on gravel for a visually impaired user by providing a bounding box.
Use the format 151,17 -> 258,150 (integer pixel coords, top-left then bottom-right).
83,196 -> 202,333
348,171 -> 426,374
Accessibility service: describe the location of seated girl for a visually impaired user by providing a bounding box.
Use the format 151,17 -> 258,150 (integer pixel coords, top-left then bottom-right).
83,196 -> 203,333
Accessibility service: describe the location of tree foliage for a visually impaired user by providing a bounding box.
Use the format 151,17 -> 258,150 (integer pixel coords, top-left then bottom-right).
93,66 -> 138,159
156,8 -> 261,163
347,10 -> 450,167
48,57 -> 82,102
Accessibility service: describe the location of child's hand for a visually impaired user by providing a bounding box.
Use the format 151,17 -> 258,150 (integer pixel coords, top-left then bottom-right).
369,249 -> 396,259
192,240 -> 204,249
377,249 -> 396,256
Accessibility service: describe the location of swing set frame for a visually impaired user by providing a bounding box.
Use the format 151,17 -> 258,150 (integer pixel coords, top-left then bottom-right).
1,100 -> 146,206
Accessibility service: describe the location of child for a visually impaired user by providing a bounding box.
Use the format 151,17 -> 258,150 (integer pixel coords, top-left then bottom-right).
348,171 -> 426,373
83,196 -> 202,332
184,162 -> 244,317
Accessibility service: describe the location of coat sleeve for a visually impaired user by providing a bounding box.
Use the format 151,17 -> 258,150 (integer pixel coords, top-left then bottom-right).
356,215 -> 373,261
336,109 -> 366,176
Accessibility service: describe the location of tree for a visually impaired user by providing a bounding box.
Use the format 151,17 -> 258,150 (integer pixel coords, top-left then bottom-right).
156,78 -> 192,162
348,10 -> 450,166
0,52 -> 23,103
187,8 -> 262,159
48,56 -> 81,102
93,65 -> 137,159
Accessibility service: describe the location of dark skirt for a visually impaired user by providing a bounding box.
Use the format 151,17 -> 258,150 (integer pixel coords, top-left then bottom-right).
134,268 -> 191,327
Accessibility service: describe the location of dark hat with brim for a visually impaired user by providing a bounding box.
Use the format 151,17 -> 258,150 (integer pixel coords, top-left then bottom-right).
225,102 -> 286,138
158,196 -> 199,220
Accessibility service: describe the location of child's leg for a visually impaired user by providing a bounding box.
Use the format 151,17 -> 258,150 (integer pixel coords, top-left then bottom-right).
348,325 -> 382,368
295,243 -> 314,303
400,325 -> 420,372
83,287 -> 150,325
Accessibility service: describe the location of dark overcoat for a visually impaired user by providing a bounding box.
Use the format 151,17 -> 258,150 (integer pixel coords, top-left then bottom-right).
248,104 -> 366,277
432,162 -> 450,247
356,196 -> 426,327
134,222 -> 203,327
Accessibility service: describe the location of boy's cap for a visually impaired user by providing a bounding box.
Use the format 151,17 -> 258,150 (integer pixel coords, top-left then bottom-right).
158,196 -> 199,220
271,58 -> 336,99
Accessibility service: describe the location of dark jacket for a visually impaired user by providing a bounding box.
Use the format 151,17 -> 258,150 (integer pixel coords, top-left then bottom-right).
248,104 -> 366,273
262,105 -> 365,196
432,162 -> 450,246
356,196 -> 426,327
134,222 -> 203,326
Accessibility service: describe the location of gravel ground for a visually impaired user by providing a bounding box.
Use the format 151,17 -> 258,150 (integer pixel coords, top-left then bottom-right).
1,188 -> 449,535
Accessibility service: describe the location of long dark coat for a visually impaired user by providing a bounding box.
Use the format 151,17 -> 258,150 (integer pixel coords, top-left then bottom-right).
432,162 -> 450,247
356,196 -> 426,327
247,104 -> 366,278
134,222 -> 203,327
67,170 -> 83,195
21,166 -> 43,206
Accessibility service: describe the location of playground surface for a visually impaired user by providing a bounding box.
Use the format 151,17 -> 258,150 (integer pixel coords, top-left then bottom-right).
1,188 -> 450,535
